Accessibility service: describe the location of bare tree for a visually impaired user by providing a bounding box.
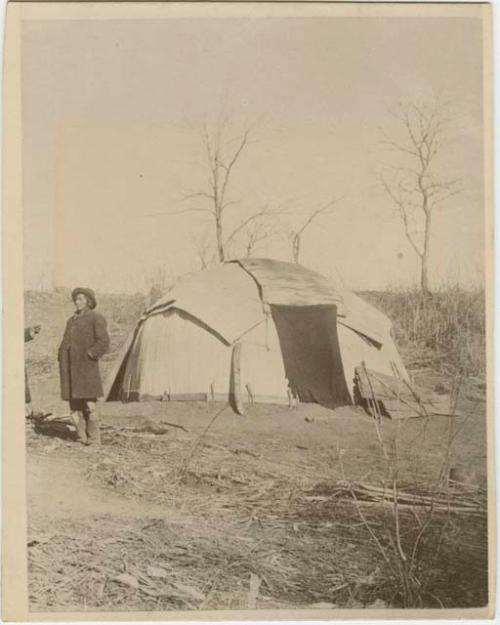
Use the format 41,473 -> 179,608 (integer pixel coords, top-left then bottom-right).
147,122 -> 292,263
380,98 -> 461,292
184,124 -> 286,262
240,217 -> 280,258
289,200 -> 336,264
224,203 -> 285,255
225,202 -> 289,259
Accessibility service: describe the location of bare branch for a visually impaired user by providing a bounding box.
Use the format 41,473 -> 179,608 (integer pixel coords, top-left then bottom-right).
295,200 -> 336,236
221,199 -> 241,211
380,175 -> 423,259
146,207 -> 213,217
183,191 -> 216,202
235,217 -> 282,258
224,204 -> 280,247
219,130 -> 250,210
287,199 -> 338,263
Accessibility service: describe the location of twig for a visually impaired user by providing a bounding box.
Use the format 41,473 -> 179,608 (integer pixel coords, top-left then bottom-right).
361,362 -> 389,462
178,404 -> 229,478
336,447 -> 393,569
159,420 -> 189,433
401,378 -> 429,417
393,479 -> 407,563
369,369 -> 426,418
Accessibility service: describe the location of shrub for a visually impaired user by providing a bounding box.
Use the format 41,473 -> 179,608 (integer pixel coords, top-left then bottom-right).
359,287 -> 486,377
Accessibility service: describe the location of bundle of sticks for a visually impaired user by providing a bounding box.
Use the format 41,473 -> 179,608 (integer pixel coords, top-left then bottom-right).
31,413 -> 77,440
305,481 -> 486,515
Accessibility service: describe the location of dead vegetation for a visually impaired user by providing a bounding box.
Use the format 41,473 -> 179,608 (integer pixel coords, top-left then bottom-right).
360,286 -> 486,378
25,288 -> 488,612
26,390 -> 488,610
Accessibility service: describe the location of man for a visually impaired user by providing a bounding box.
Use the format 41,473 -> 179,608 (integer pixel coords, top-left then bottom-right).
58,287 -> 110,445
25,325 -> 41,417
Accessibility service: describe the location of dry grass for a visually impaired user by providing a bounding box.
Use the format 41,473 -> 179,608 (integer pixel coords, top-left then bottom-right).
27,423 -> 384,611
24,288 -> 489,612
28,510 -> 382,611
26,398 -> 488,611
359,286 -> 486,377
29,501 -> 487,612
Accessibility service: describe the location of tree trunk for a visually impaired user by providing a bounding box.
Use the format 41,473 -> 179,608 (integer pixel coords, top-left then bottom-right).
215,213 -> 225,262
420,211 -> 432,293
292,235 -> 300,263
420,258 -> 429,293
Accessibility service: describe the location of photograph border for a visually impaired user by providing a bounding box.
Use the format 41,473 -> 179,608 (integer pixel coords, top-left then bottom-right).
2,1 -> 495,621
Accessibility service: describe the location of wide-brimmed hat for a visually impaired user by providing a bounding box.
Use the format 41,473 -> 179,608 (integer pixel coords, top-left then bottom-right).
71,287 -> 97,309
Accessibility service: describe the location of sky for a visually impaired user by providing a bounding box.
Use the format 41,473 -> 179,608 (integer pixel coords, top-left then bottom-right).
21,12 -> 485,294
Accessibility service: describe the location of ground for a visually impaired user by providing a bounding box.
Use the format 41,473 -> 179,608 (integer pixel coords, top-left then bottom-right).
25,291 -> 489,612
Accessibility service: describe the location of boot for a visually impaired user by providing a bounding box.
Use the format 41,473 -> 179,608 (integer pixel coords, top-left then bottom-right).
85,402 -> 101,446
72,411 -> 88,444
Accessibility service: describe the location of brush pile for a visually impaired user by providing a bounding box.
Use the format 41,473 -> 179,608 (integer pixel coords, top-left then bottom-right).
26,392 -> 488,611
305,481 -> 487,515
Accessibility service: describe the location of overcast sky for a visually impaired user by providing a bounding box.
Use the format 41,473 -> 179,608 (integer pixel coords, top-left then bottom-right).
22,12 -> 485,294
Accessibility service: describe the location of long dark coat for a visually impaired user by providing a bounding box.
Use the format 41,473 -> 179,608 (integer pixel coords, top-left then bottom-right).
58,309 -> 110,400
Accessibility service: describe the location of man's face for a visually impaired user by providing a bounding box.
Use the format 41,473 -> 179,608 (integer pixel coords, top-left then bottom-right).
74,293 -> 88,311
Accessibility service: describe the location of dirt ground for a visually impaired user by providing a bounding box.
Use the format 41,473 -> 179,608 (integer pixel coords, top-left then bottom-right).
25,292 -> 489,612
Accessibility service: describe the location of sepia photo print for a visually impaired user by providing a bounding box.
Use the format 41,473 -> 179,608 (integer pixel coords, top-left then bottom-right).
2,1 -> 494,620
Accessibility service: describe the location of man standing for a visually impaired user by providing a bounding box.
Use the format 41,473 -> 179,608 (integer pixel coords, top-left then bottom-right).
25,325 -> 41,417
58,288 -> 110,445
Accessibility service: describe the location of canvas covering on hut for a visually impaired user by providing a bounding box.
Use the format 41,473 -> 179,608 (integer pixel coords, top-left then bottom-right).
106,259 -> 410,414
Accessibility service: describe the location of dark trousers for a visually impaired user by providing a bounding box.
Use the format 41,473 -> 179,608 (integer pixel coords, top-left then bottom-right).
69,397 -> 97,411
70,398 -> 100,445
